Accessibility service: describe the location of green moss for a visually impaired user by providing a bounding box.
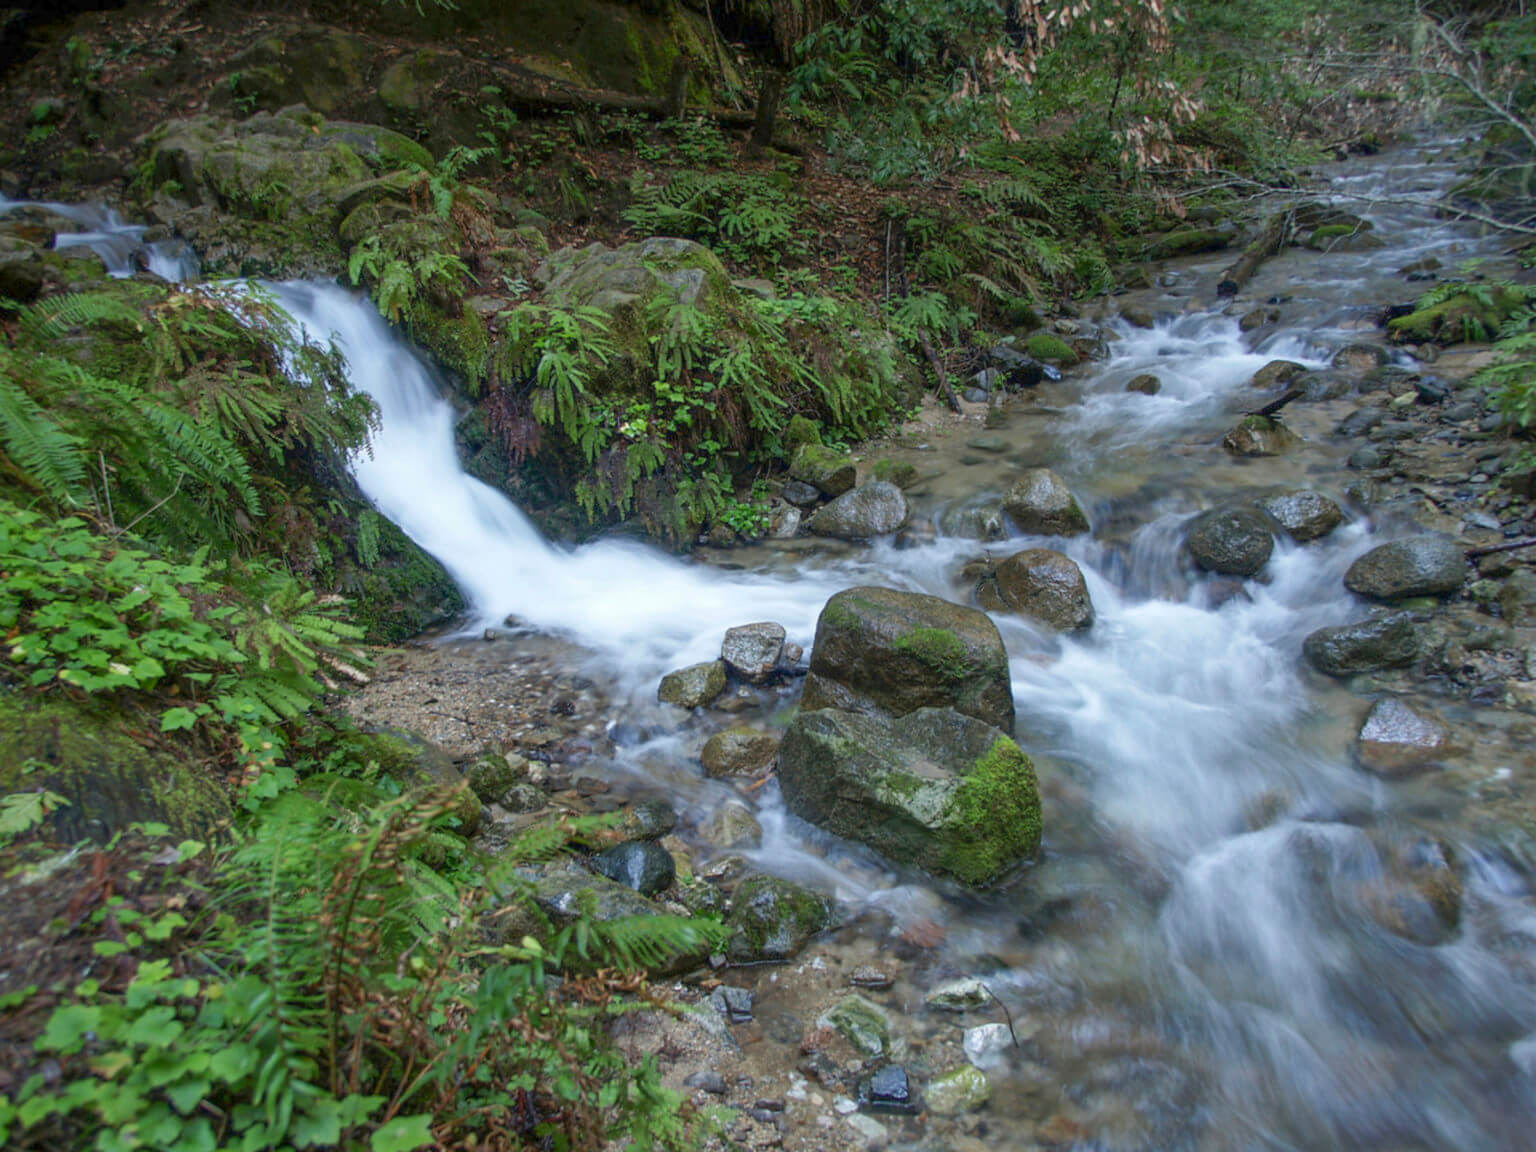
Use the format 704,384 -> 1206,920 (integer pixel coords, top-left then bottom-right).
894,627 -> 969,681
1026,333 -> 1078,365
871,458 -> 918,488
940,736 -> 1042,886
785,414 -> 823,451
339,517 -> 465,644
406,301 -> 491,392
1387,288 -> 1523,346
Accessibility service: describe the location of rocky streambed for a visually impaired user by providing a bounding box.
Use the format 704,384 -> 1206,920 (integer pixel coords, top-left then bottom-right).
335,143 -> 1536,1152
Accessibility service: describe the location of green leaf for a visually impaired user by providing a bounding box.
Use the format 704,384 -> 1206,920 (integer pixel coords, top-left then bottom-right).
370,1114 -> 435,1152
160,707 -> 199,732
38,1004 -> 102,1053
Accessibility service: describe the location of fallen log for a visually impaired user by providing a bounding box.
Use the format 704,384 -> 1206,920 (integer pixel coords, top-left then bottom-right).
1218,210 -> 1293,297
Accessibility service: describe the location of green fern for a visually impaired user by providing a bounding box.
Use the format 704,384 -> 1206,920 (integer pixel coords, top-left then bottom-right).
0,369 -> 87,502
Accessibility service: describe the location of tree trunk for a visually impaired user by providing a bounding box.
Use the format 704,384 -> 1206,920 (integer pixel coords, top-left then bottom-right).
1218,210 -> 1292,297
747,73 -> 785,158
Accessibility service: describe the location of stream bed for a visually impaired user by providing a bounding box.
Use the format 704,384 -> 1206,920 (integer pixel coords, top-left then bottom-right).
24,142 -> 1536,1150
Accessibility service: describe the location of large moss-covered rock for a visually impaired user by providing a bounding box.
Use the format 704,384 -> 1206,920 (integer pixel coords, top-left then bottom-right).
0,694 -> 230,843
1387,287 -> 1527,346
138,108 -> 431,276
801,586 -> 1014,731
213,29 -> 371,115
790,443 -> 857,497
778,707 -> 1042,886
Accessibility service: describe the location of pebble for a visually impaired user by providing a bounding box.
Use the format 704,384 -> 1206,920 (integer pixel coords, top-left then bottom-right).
848,966 -> 894,990
711,985 -> 755,1024
863,1065 -> 916,1113
685,1070 -> 728,1095
963,1023 -> 1014,1070
925,976 -> 992,1011
834,1096 -> 860,1115
844,1114 -> 889,1146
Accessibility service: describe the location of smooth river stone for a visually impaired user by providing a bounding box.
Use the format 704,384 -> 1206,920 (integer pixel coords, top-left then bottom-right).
1357,698 -> 1449,776
1258,490 -> 1344,542
721,621 -> 786,683
1001,468 -> 1090,536
1345,536 -> 1466,600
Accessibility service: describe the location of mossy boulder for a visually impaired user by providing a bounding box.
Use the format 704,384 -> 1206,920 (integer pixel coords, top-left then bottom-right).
1387,287 -> 1527,346
334,514 -> 465,643
1144,228 -> 1231,260
778,706 -> 1042,886
211,28 -> 371,116
1025,332 -> 1078,365
1223,414 -> 1299,457
725,873 -> 833,962
0,693 -> 230,843
138,109 -> 431,276
801,586 -> 1014,731
658,660 -> 728,708
790,442 -> 856,497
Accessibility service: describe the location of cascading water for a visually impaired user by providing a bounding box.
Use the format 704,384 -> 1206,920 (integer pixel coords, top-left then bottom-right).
0,194 -> 199,281
17,143 -> 1536,1148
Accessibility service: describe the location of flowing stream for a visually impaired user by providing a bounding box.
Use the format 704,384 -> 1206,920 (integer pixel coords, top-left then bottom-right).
20,143 -> 1536,1149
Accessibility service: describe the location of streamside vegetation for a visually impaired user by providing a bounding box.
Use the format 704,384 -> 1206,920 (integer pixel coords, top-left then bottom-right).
1,0 -> 1534,1149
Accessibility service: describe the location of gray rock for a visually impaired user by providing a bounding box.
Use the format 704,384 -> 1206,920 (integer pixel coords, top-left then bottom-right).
925,977 -> 992,1011
1499,568 -> 1536,625
778,707 -> 1041,886
702,801 -> 763,850
821,995 -> 891,1059
1126,373 -> 1161,395
962,1023 -> 1014,1070
726,874 -> 833,962
1001,469 -> 1090,536
1303,613 -> 1420,676
710,985 -> 754,1024
1349,445 -> 1393,470
800,586 -> 1014,730
864,1064 -> 915,1112
1332,343 -> 1389,376
685,1070 -> 728,1094
1345,537 -> 1466,600
1224,416 -> 1299,457
591,840 -> 676,896
1186,507 -> 1274,576
616,799 -> 676,841
722,621 -> 787,683
1240,307 -> 1280,332
782,479 -> 822,507
1357,698 -> 1450,776
1258,491 -> 1344,542
465,752 -> 525,804
701,728 -> 780,777
981,548 -> 1094,631
1119,304 -> 1156,329
1336,407 -> 1387,437
658,660 -> 728,708
807,481 -> 908,540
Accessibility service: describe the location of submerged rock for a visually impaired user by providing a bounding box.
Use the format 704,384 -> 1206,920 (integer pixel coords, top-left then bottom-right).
701,727 -> 780,777
982,548 -> 1094,632
925,977 -> 993,1011
1356,698 -> 1450,776
926,1064 -> 992,1115
778,706 -> 1042,886
1345,536 -> 1466,601
800,586 -> 1015,731
1258,490 -> 1344,542
1250,360 -> 1309,389
721,621 -> 787,684
1185,506 -> 1274,577
807,480 -> 908,540
1332,343 -> 1389,376
1126,373 -> 1161,395
822,994 -> 891,1059
962,1023 -> 1014,1070
702,801 -> 763,850
726,874 -> 833,962
658,660 -> 727,708
1001,468 -> 1090,536
1302,613 -> 1421,676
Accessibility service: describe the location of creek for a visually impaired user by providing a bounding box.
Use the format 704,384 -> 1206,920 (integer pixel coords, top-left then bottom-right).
21,142 -> 1536,1150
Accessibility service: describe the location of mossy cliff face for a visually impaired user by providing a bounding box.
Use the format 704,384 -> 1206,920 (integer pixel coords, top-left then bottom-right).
0,693 -> 231,843
777,706 -> 1042,886
800,586 -> 1015,732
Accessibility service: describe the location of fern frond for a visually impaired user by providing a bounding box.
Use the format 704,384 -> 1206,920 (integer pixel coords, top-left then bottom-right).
0,369 -> 88,501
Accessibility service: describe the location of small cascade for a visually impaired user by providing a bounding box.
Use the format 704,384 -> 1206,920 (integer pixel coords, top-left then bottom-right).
0,195 -> 199,281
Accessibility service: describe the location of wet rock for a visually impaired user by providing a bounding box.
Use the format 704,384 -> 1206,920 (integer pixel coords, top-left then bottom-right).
981,548 -> 1094,632
1344,536 -> 1467,601
1332,343 -> 1390,376
658,660 -> 727,708
1250,360 -> 1308,389
962,1023 -> 1014,1070
778,707 -> 1041,886
502,781 -> 550,813
1336,406 -> 1387,437
925,977 -> 992,1011
1240,306 -> 1280,332
1302,613 -> 1421,676
821,995 -> 891,1059
726,874 -> 833,962
701,727 -> 780,777
1257,490 -> 1344,542
722,621 -> 787,684
1185,506 -> 1274,577
1356,698 -> 1450,776
702,801 -> 763,850
782,479 -> 822,507
1001,469 -> 1090,536
807,481 -> 908,540
1348,444 -> 1393,470
871,458 -> 920,489
801,586 -> 1014,730
849,966 -> 894,990
591,840 -> 676,896
863,1064 -> 916,1113
1499,568 -> 1536,625
1119,304 -> 1156,328
939,501 -> 1008,541
770,503 -> 800,539
1126,373 -> 1161,395
616,798 -> 676,840
791,443 -> 857,497
710,985 -> 755,1024
926,1064 -> 992,1115
844,1113 -> 888,1147
1223,415 -> 1300,457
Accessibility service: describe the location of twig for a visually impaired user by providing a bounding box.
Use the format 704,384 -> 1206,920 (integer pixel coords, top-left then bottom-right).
1245,386 -> 1304,419
1466,537 -> 1536,560
982,981 -> 1020,1048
